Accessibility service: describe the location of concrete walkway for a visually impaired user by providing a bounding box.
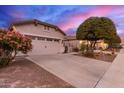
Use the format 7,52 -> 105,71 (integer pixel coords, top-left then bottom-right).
27,54 -> 110,88
96,49 -> 124,88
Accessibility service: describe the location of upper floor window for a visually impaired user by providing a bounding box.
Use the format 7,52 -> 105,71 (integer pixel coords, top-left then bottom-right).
44,26 -> 46,30
34,21 -> 38,26
44,25 -> 49,30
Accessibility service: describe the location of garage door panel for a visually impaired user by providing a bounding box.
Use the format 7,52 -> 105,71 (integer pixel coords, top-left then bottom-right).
29,40 -> 64,55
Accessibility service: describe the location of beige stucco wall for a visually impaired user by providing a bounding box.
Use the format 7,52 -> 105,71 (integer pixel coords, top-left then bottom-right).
64,39 -> 108,52
14,23 -> 65,55
64,40 -> 81,52
15,24 -> 64,39
95,40 -> 108,50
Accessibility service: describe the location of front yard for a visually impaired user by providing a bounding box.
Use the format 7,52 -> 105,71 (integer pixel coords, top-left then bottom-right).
74,53 -> 116,62
85,53 -> 116,62
0,57 -> 73,88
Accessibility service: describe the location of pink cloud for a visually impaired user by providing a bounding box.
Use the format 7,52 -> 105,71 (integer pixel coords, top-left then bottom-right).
59,6 -> 115,33
88,6 -> 115,16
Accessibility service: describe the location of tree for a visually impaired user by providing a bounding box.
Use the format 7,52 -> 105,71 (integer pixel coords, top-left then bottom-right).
0,30 -> 32,67
76,17 -> 118,53
106,35 -> 121,48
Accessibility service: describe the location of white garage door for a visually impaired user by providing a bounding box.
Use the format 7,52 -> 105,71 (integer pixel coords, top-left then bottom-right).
28,40 -> 65,55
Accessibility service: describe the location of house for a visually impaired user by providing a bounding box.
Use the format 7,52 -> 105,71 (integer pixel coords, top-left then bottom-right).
64,36 -> 87,52
64,36 -> 108,52
9,19 -> 66,55
9,19 -> 108,55
95,40 -> 108,50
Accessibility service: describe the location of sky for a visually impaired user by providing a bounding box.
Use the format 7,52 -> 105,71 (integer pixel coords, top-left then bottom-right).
0,5 -> 124,42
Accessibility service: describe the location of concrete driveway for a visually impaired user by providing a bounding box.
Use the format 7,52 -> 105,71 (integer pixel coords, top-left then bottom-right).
27,54 -> 111,88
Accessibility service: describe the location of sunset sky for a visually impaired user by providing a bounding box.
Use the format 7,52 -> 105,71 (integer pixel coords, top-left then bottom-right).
0,5 -> 124,41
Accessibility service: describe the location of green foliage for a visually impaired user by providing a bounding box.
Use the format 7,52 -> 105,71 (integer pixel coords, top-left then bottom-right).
76,17 -> 117,41
105,35 -> 121,48
111,35 -> 121,44
76,16 -> 119,53
0,57 -> 10,67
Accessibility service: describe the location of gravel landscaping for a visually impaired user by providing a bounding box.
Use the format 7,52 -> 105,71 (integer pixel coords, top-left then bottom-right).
74,53 -> 116,62
0,57 -> 73,88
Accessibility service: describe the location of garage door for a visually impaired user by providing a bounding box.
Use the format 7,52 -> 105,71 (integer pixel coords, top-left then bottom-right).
28,40 -> 65,55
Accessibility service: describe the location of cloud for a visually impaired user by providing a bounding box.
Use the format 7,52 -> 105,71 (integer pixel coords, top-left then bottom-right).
0,5 -> 124,41
57,6 -> 116,34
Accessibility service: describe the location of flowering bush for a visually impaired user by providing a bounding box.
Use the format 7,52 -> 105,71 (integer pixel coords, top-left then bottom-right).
0,30 -> 32,67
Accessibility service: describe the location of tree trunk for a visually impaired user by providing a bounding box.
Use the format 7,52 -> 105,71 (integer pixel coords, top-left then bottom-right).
86,40 -> 89,52
10,50 -> 17,62
93,41 -> 97,50
90,41 -> 95,53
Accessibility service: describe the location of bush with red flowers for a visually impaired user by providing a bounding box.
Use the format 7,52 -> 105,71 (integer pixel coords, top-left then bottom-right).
0,30 -> 32,67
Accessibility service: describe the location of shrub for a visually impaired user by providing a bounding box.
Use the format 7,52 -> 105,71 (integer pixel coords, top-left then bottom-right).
0,30 -> 32,67
72,47 -> 79,52
84,50 -> 94,57
80,43 -> 87,54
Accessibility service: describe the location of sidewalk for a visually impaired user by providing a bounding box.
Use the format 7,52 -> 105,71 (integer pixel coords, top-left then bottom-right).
96,49 -> 124,88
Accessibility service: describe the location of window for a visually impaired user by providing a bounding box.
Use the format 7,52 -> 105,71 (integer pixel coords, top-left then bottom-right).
37,37 -> 45,40
54,39 -> 60,43
34,21 -> 38,26
55,28 -> 58,31
46,38 -> 53,41
44,26 -> 49,30
44,26 -> 47,30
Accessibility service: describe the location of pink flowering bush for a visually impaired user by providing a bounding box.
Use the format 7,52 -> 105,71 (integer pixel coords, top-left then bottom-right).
0,30 -> 32,67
